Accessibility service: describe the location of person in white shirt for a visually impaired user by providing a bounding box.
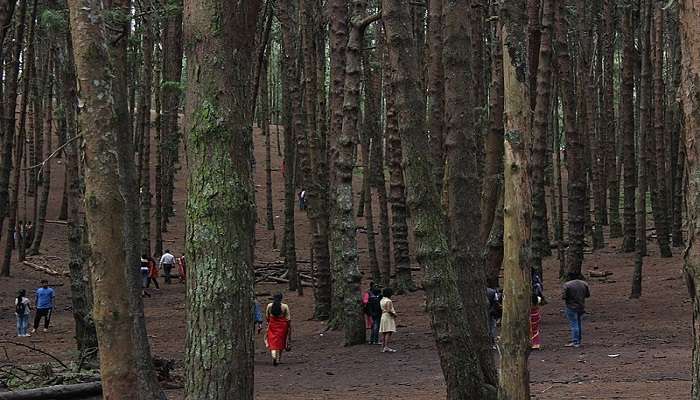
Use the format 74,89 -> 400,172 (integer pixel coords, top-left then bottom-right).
160,250 -> 175,284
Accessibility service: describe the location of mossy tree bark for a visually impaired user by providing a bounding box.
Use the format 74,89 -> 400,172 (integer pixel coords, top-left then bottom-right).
679,0 -> 700,395
498,2 -> 533,399
427,0 -> 445,194
382,0 -> 496,398
442,0 -> 497,386
182,0 -> 262,398
66,0 -> 140,397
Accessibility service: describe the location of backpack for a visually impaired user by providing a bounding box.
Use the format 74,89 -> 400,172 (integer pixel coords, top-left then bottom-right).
366,293 -> 382,318
15,299 -> 26,316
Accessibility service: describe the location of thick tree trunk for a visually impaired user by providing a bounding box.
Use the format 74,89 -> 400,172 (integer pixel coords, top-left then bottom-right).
0,0 -> 27,277
57,28 -> 98,356
427,0 -> 444,193
263,59 -> 274,233
66,1 -> 140,397
382,1 -> 496,398
621,5 -> 637,253
556,0 -> 585,278
530,0 -> 554,277
679,0 -> 700,396
182,1 -> 262,398
442,0 -> 497,387
139,15 -> 154,256
498,2 -> 532,399
103,1 -> 165,398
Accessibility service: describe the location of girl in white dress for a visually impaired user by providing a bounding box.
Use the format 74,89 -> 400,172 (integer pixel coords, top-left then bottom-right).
379,288 -> 397,353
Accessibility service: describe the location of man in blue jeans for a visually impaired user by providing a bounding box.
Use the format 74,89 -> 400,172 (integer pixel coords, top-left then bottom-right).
563,273 -> 590,348
32,280 -> 55,333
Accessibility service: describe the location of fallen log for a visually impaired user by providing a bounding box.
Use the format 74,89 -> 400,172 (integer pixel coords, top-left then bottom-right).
44,220 -> 68,226
588,270 -> 613,278
0,382 -> 101,400
21,261 -> 68,277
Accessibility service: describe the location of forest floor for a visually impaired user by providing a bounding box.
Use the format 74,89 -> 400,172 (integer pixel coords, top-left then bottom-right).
0,125 -> 691,399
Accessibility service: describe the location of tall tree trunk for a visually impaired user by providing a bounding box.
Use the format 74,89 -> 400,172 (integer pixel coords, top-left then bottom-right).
160,0 -> 184,233
427,0 -> 445,193
103,1 -> 165,398
382,0 -> 496,398
603,0 -> 622,238
669,6 -> 684,248
139,13 -> 154,256
480,10 -> 504,251
0,0 -> 27,277
362,139 -> 380,282
530,0 -> 554,277
651,0 -> 672,257
66,0 -> 140,396
556,0 -> 585,278
621,3 -> 637,253
442,0 -> 497,387
498,2 -> 532,399
384,55 -> 414,294
182,0 -> 262,398
57,26 -> 98,357
263,58 -> 275,233
679,0 -> 700,396
333,0 -> 377,345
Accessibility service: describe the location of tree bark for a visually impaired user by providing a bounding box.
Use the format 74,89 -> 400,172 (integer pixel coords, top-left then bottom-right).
556,0 -> 585,278
621,3 -> 637,253
498,2 -> 532,399
56,26 -> 98,356
0,0 -> 27,277
530,0 -> 554,277
182,0 -> 262,398
679,0 -> 700,396
427,0 -> 445,193
66,1 -> 140,397
382,0 -> 496,398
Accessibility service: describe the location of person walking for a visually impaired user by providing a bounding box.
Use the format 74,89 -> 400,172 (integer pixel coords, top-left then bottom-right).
379,288 -> 397,353
254,300 -> 264,334
32,280 -> 54,333
563,272 -> 590,348
146,255 -> 160,289
15,289 -> 31,337
366,287 -> 382,345
487,286 -> 503,348
160,249 -> 175,284
265,293 -> 291,366
530,273 -> 544,350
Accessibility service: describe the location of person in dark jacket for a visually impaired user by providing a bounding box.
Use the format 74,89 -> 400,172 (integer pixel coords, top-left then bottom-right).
487,287 -> 503,347
563,272 -> 590,348
366,287 -> 383,345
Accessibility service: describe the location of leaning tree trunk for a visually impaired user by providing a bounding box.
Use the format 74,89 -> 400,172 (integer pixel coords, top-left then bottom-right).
679,0 -> 700,396
66,0 -> 139,396
57,28 -> 98,357
382,0 -> 497,398
556,0 -> 585,278
621,4 -> 637,253
498,2 -> 533,399
442,0 -> 497,387
182,0 -> 262,398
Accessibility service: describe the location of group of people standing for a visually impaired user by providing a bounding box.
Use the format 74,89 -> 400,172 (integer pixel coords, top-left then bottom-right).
488,272 -> 591,349
139,249 -> 186,296
363,282 -> 398,353
14,279 -> 55,337
12,220 -> 34,250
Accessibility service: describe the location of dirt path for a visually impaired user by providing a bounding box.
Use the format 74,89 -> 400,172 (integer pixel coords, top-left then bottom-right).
0,126 -> 691,399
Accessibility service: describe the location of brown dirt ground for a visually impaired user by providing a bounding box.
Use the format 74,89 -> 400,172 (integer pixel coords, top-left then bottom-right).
0,125 -> 691,399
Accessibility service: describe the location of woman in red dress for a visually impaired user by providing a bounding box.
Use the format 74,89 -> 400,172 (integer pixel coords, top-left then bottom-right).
265,293 -> 291,366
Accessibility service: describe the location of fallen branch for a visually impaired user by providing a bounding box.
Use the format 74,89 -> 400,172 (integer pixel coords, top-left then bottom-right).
0,341 -> 68,369
0,381 -> 101,400
44,220 -> 68,225
21,261 -> 68,277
